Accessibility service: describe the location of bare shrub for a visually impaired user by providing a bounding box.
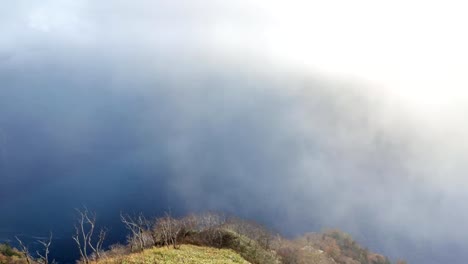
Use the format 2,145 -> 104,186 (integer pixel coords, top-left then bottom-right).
14,237 -> 32,264
184,212 -> 229,248
152,213 -> 187,249
120,212 -> 153,251
104,243 -> 130,259
225,216 -> 274,249
277,246 -> 301,264
72,208 -> 107,263
15,233 -> 57,264
36,232 -> 53,264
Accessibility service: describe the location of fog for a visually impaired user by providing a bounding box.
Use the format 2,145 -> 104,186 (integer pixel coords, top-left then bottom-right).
1,1 -> 468,264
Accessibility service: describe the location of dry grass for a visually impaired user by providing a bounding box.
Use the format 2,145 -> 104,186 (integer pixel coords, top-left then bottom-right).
94,244 -> 250,264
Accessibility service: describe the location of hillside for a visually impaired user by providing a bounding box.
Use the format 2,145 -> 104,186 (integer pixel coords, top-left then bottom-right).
291,230 -> 393,264
92,244 -> 249,264
1,212 -> 405,264
89,213 -> 397,264
0,244 -> 27,264
88,226 -> 391,264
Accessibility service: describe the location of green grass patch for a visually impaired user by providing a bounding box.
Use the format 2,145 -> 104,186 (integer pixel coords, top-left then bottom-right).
97,244 -> 250,264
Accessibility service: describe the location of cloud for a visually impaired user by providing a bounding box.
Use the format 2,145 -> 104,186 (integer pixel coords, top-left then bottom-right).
1,1 -> 468,264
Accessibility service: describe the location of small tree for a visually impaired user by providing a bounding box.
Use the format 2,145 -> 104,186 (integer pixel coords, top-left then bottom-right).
15,233 -> 55,264
72,208 -> 107,263
14,236 -> 32,264
184,212 -> 229,248
153,213 -> 185,249
120,212 -> 153,251
36,232 -> 53,264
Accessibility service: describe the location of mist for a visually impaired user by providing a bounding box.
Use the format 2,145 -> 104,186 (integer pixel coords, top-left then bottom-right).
1,1 -> 468,264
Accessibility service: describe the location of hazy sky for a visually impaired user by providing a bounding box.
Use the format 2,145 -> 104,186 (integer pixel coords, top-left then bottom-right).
1,1 -> 468,264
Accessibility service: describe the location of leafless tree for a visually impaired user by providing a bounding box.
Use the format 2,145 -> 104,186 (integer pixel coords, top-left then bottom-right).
153,213 -> 184,249
120,212 -> 153,251
196,212 -> 228,248
15,233 -> 56,264
36,232 -> 53,264
90,227 -> 107,260
14,236 -> 32,264
196,212 -> 226,231
72,208 -> 107,263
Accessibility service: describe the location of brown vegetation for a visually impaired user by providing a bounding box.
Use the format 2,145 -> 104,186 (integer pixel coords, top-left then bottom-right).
89,212 -> 404,264
0,243 -> 27,264
295,230 -> 392,264
3,210 -> 405,264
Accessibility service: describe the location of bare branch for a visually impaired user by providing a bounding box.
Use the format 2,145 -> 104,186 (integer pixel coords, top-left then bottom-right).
120,212 -> 152,251
73,208 -> 107,263
15,236 -> 32,264
36,232 -> 53,264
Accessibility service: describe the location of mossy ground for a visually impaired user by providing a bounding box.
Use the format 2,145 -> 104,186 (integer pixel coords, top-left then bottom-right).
95,244 -> 250,264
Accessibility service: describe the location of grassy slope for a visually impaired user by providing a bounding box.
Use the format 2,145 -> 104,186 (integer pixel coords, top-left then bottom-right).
95,244 -> 250,264
0,244 -> 27,264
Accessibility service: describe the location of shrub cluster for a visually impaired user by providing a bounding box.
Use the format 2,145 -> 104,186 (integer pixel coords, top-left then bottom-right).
0,244 -> 26,264
116,212 -> 279,264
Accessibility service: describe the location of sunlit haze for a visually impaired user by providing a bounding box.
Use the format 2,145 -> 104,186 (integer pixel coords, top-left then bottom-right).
253,0 -> 468,118
2,1 -> 468,264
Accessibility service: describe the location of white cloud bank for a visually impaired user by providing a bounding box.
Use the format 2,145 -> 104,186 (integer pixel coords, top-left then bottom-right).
2,1 -> 468,263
